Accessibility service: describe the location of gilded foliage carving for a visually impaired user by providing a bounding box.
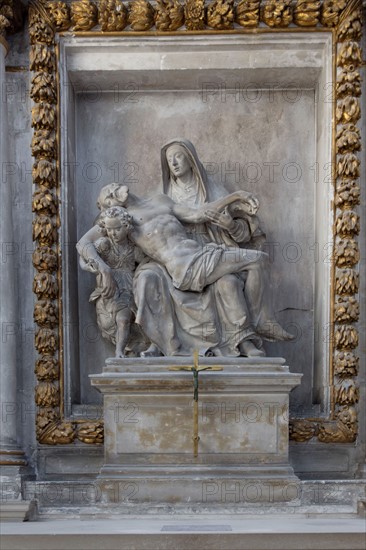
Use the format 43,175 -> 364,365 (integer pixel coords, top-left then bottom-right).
293,0 -> 320,27
335,210 -> 359,237
320,0 -> 346,27
36,408 -> 59,439
235,0 -> 259,27
28,0 -> 361,448
337,7 -> 362,42
335,179 -> 360,208
29,3 -> 66,443
334,325 -> 359,350
334,296 -> 359,323
32,159 -> 57,187
336,97 -> 361,125
34,300 -> 58,327
31,128 -> 56,159
337,152 -> 360,178
22,0 -> 359,35
35,328 -> 58,354
336,69 -> 361,99
334,351 -> 359,378
76,423 -> 104,444
318,407 -> 357,443
30,44 -> 55,72
47,1 -> 71,31
334,380 -> 359,406
207,0 -> 234,30
32,246 -> 58,272
32,214 -> 57,245
35,355 -> 60,381
336,123 -> 361,154
39,421 -> 76,445
21,0 -> 363,35
289,420 -> 316,442
31,104 -> 56,131
29,9 -> 54,44
155,0 -> 184,31
31,0 -> 364,36
333,12 -> 361,447
32,189 -> 57,215
33,272 -> 58,299
335,268 -> 359,295
334,0 -> 362,379
184,0 -> 205,29
30,73 -> 57,104
334,238 -> 359,267
332,33 -> 360,445
128,0 -> 155,30
71,0 -> 97,31
98,0 -> 128,31
337,41 -> 362,68
35,381 -> 60,407
261,0 -> 292,28
36,409 -> 76,445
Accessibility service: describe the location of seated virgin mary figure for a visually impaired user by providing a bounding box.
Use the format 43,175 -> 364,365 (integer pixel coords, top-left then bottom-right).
133,139 -> 268,357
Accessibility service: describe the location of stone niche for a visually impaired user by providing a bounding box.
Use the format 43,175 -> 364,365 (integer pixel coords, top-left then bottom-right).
59,34 -> 332,419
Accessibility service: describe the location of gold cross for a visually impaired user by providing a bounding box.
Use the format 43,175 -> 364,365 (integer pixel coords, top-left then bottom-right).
169,350 -> 223,458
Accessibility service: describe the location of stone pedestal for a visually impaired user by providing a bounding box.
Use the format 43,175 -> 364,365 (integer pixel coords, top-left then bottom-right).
91,357 -> 302,506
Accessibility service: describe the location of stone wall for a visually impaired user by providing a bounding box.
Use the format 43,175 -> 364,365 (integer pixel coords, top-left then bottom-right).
2,3 -> 365,482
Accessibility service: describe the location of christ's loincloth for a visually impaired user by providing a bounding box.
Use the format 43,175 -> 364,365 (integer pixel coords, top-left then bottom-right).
172,243 -> 227,292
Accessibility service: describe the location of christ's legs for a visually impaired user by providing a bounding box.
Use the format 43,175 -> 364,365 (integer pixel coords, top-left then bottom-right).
134,268 -> 181,355
204,248 -> 294,341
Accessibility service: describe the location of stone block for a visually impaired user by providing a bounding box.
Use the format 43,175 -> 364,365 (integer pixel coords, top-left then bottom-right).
91,357 -> 301,505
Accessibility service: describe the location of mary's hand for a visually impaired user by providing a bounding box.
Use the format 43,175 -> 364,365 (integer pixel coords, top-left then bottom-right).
205,208 -> 235,231
233,191 -> 259,215
101,268 -> 117,298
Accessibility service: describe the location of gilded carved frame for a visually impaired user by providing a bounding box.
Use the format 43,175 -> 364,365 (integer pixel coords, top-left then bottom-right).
29,0 -> 362,445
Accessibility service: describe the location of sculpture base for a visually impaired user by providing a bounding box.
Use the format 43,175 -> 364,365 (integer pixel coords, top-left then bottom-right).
90,357 -> 302,506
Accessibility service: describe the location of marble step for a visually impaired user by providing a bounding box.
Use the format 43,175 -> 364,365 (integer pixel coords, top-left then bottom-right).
23,479 -> 366,512
1,516 -> 365,550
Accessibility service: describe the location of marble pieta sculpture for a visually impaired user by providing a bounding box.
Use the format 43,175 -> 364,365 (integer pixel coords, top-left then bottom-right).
77,139 -> 294,358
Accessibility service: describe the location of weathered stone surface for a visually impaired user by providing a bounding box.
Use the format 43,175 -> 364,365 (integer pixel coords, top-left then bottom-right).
91,357 -> 301,504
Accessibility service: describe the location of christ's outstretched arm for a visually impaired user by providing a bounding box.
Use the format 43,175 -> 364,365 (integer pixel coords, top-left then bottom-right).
172,190 -> 258,224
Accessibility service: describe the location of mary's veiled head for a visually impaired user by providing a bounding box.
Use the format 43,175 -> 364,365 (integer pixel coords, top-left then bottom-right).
161,139 -> 208,203
165,144 -> 193,180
